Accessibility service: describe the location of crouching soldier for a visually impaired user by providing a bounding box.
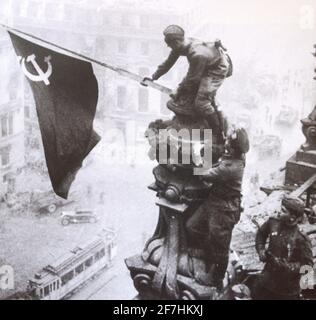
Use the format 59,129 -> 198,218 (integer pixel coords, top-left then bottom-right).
186,127 -> 249,289
254,196 -> 313,300
142,25 -> 232,140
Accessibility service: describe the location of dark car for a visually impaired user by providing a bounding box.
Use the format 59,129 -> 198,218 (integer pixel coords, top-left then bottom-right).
60,209 -> 98,226
31,190 -> 76,214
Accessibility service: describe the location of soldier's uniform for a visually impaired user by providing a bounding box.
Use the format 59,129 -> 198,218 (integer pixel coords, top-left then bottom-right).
186,154 -> 245,286
152,37 -> 231,118
254,217 -> 313,300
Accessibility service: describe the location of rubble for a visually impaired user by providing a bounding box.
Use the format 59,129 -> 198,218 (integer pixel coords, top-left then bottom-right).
233,167 -> 316,276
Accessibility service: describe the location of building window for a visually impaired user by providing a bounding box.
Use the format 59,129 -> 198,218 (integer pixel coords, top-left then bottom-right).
95,248 -> 106,261
1,114 -> 14,137
61,270 -> 74,286
118,39 -> 128,54
3,174 -> 8,183
44,285 -> 50,297
138,88 -> 149,113
8,114 -> 13,135
117,86 -> 127,110
5,176 -> 15,193
94,252 -> 100,261
85,257 -> 93,268
141,42 -> 149,55
3,173 -> 14,187
100,248 -> 105,258
1,117 -> 7,137
75,263 -> 84,275
1,151 -> 10,166
24,106 -> 30,118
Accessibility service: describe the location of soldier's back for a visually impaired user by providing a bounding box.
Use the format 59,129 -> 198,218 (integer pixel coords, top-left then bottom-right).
186,38 -> 219,61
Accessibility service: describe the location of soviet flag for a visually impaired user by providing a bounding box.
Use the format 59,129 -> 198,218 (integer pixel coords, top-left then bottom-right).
8,31 -> 100,199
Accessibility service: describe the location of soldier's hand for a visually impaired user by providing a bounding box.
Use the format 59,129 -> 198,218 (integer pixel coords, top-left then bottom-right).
283,261 -> 301,275
269,256 -> 285,270
277,258 -> 294,272
169,91 -> 179,101
141,77 -> 153,86
258,250 -> 267,262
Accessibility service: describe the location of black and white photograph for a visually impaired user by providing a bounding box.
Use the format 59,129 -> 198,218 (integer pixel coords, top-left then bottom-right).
0,0 -> 315,303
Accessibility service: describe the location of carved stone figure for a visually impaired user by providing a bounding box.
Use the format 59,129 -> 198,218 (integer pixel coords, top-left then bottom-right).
301,106 -> 316,151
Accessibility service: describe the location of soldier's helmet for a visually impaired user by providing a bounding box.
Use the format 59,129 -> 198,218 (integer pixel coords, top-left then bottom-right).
229,128 -> 250,154
163,25 -> 185,41
282,195 -> 305,218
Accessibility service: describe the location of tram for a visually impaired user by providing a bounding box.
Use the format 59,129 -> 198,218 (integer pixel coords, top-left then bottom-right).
26,229 -> 117,300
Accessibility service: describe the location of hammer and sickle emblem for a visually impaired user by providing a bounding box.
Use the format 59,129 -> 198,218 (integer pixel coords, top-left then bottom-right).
18,54 -> 52,86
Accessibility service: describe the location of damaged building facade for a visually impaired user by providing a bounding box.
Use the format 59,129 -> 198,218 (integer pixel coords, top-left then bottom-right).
0,29 -> 25,197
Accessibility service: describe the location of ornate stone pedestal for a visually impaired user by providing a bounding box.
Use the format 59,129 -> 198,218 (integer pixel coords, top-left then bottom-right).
125,102 -> 241,300
285,106 -> 316,185
125,196 -> 239,300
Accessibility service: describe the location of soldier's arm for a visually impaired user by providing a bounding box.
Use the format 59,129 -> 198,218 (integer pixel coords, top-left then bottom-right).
280,234 -> 313,276
298,235 -> 313,268
255,220 -> 270,253
177,54 -> 208,95
200,162 -> 230,183
152,51 -> 179,80
201,159 -> 244,183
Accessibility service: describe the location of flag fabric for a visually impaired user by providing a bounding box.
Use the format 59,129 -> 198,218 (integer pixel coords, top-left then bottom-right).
8,31 -> 100,199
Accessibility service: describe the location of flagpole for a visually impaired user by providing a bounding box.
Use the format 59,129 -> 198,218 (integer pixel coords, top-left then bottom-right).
0,23 -> 172,95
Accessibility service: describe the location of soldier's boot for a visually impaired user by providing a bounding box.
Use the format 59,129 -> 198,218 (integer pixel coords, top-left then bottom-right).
208,263 -> 225,300
206,112 -> 225,144
208,96 -> 226,139
195,263 -> 215,287
211,261 -> 229,290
